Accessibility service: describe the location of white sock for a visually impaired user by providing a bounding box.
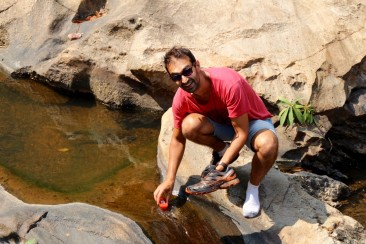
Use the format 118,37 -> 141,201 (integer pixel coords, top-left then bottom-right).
218,142 -> 229,157
243,181 -> 260,218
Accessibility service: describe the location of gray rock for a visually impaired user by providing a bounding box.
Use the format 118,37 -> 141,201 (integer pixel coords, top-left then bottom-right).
0,185 -> 151,244
287,171 -> 351,207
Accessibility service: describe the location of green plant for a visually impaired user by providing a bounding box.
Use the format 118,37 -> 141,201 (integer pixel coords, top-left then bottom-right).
278,97 -> 315,127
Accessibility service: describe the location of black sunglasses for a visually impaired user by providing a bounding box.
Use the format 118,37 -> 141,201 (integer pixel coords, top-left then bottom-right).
170,65 -> 194,82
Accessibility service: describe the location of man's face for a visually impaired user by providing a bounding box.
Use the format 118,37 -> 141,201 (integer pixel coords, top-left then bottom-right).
166,56 -> 199,93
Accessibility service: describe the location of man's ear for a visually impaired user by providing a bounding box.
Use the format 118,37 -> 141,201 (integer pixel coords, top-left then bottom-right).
195,60 -> 200,68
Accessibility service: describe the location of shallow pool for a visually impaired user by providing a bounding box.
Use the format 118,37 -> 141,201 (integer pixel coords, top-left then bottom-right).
0,71 -> 244,243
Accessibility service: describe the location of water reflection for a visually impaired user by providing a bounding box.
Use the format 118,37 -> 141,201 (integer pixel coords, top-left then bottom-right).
339,167 -> 366,228
0,76 -> 156,193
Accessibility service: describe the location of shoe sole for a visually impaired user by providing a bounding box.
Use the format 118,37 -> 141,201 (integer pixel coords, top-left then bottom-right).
220,178 -> 240,189
185,174 -> 240,195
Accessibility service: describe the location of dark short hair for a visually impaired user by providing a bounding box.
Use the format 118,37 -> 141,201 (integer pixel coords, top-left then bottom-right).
163,46 -> 196,71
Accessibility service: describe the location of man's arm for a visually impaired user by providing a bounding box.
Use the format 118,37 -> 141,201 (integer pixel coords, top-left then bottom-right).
220,113 -> 249,167
153,127 -> 186,204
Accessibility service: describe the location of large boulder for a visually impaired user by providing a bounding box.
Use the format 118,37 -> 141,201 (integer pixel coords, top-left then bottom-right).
0,185 -> 151,243
157,108 -> 366,243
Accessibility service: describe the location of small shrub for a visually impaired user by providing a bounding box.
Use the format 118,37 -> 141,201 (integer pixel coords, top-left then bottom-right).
278,97 -> 315,127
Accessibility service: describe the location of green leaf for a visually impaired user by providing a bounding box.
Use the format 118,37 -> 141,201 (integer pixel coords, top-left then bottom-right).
303,110 -> 308,122
278,108 -> 287,118
280,108 -> 289,126
288,107 -> 294,125
278,97 -> 291,105
308,113 -> 314,124
294,104 -> 304,109
293,107 -> 303,124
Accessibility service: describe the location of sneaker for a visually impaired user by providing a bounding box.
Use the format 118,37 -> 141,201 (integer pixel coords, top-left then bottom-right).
200,151 -> 239,178
186,166 -> 240,195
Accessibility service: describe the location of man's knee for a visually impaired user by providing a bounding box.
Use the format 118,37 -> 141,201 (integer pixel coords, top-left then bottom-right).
253,130 -> 278,158
181,114 -> 206,140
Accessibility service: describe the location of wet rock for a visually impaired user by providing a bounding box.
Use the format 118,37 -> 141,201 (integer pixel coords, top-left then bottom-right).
10,66 -> 32,79
0,185 -> 151,243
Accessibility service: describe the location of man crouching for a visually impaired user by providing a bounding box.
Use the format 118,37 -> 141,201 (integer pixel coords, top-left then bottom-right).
153,46 -> 278,218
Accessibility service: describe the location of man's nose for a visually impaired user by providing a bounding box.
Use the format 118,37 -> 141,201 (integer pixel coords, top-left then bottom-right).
181,75 -> 189,83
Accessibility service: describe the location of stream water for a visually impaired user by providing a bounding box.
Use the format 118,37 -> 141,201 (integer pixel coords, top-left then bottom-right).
0,70 -> 365,243
0,71 -> 244,243
339,167 -> 366,228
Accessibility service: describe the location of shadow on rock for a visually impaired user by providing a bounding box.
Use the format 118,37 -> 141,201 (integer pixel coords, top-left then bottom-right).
72,0 -> 107,23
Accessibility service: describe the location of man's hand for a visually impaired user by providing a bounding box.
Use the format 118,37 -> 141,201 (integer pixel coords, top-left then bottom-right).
153,128 -> 185,205
153,179 -> 174,205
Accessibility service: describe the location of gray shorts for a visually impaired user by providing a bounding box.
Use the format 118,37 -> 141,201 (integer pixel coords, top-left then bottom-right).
208,118 -> 277,151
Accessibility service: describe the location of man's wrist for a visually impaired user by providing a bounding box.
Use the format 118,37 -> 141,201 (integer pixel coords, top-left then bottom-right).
165,176 -> 175,184
216,161 -> 228,171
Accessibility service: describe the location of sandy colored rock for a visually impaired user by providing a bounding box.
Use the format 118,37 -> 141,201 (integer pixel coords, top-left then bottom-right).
0,0 -> 365,111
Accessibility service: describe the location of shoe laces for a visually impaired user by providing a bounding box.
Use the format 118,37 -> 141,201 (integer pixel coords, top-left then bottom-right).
205,166 -> 233,178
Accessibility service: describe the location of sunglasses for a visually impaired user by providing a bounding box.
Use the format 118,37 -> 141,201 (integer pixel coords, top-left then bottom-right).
170,65 -> 194,82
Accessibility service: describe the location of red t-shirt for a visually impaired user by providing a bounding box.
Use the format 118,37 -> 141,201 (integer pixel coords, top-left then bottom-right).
172,67 -> 272,129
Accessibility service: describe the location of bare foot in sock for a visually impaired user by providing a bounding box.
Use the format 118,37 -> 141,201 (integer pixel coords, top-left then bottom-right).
243,182 -> 260,218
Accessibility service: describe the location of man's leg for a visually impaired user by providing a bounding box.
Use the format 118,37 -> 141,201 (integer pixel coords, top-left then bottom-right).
181,113 -> 239,173
181,113 -> 227,153
182,113 -> 242,194
243,129 -> 278,218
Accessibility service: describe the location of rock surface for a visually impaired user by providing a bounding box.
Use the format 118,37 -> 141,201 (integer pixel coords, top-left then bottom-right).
1,0 -> 365,173
0,0 -> 365,110
0,185 -> 151,243
157,109 -> 366,243
288,171 -> 351,207
1,0 -> 366,242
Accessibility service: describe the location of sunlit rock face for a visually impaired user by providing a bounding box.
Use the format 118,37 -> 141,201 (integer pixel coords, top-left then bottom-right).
0,1 -> 365,176
1,0 -> 365,110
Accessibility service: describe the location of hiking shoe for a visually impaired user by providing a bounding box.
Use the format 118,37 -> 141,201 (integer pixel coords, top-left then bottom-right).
200,151 -> 239,178
186,166 -> 240,195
